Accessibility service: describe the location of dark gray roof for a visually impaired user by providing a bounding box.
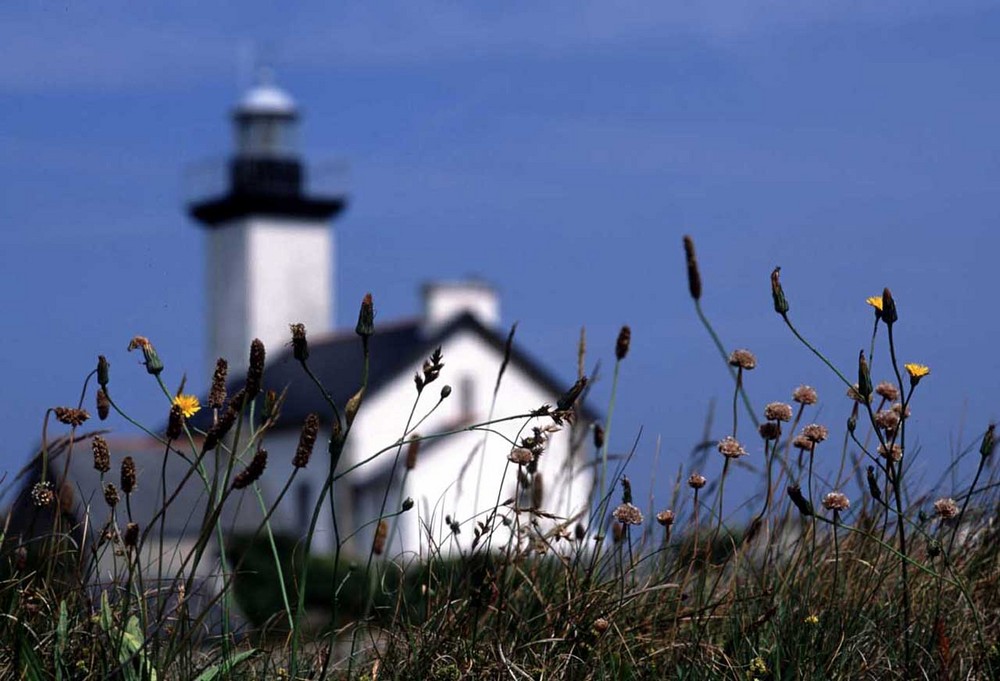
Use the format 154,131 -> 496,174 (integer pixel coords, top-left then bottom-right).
192,312 -> 600,431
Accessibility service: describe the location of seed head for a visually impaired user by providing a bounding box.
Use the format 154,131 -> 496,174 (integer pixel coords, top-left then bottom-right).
764,402 -> 793,422
687,473 -> 707,490
203,388 -> 245,453
615,325 -> 631,361
891,402 -> 911,419
166,403 -> 184,441
875,381 -> 899,401
612,503 -> 643,526
30,481 -> 55,508
728,349 -> 756,371
289,323 -> 309,362
120,457 -> 136,495
508,447 -> 533,466
758,422 -> 781,441
54,407 -> 90,428
822,491 -> 850,512
97,355 -> 111,390
874,410 -> 900,434
233,448 -> 268,490
95,389 -> 111,423
103,482 -> 119,508
717,436 -> 747,459
293,414 -> 320,468
123,522 -> 139,548
373,520 -> 388,555
801,423 -> 829,444
245,339 -> 266,398
656,510 -> 675,527
682,235 -> 702,300
92,436 -> 111,473
208,358 -> 228,409
980,424 -> 996,458
792,435 -> 813,451
933,497 -> 959,520
792,385 -> 818,405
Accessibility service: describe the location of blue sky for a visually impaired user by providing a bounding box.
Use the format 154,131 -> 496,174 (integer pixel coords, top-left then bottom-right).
2,2 -> 998,510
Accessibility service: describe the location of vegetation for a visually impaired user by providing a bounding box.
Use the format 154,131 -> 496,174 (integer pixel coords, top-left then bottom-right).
1,237 -> 998,679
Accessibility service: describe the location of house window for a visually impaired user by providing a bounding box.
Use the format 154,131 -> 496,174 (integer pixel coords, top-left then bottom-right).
460,375 -> 475,417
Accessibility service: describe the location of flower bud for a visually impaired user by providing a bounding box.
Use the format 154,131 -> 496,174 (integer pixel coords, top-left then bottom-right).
980,423 -> 996,459
881,288 -> 898,326
771,267 -> 789,315
289,323 -> 309,362
615,326 -> 631,361
682,235 -> 702,301
96,388 -> 111,421
857,350 -> 873,401
401,497 -> 414,512
356,292 -> 375,337
97,355 -> 110,390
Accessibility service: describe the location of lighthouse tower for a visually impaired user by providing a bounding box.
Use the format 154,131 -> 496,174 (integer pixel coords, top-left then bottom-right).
189,73 -> 346,372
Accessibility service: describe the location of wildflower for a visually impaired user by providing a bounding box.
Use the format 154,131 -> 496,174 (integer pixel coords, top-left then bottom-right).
822,491 -> 850,512
103,482 -> 119,508
245,338 -> 266,398
293,414 -> 320,468
30,481 -> 55,508
800,423 -> 828,444
728,349 -> 756,371
92,436 -> 111,473
96,388 -> 110,421
120,457 -> 136,495
718,436 -> 747,458
373,520 -> 388,555
875,381 -> 899,401
934,498 -> 959,520
758,422 -> 781,441
891,402 -> 911,419
878,442 -> 903,462
845,383 -> 871,403
54,407 -> 89,428
771,266 -> 789,315
208,358 -> 228,408
683,235 -> 702,301
687,473 -> 707,490
866,296 -> 883,314
804,614 -> 819,625
612,503 -> 643,526
764,402 -> 793,422
905,363 -> 930,386
615,325 -> 631,361
166,393 -> 200,420
233,448 -> 268,490
289,322 -> 309,362
127,335 -> 163,375
356,292 -> 375,337
749,656 -> 768,675
656,510 -> 675,527
792,384 -> 818,405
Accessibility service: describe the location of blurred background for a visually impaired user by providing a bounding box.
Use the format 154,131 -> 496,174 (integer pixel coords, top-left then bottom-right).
2,1 -> 998,510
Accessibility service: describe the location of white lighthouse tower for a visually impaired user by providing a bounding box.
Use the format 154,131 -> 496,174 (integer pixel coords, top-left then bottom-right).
189,73 -> 346,371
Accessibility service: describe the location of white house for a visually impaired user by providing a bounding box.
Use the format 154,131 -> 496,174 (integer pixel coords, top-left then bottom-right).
17,77 -> 596,586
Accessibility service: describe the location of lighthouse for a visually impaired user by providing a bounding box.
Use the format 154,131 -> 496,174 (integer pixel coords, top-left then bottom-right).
189,73 -> 346,372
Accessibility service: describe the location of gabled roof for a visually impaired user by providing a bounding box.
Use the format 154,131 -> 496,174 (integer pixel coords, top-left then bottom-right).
193,312 -> 600,430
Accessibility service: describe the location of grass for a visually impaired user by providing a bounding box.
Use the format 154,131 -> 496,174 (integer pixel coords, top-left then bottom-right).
0,237 -> 998,679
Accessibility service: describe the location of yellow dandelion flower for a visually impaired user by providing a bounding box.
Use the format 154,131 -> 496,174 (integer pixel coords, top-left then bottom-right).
866,296 -> 883,312
905,363 -> 930,386
804,614 -> 819,625
172,394 -> 201,418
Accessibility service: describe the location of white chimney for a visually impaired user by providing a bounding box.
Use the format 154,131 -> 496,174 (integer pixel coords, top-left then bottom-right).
423,280 -> 500,335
